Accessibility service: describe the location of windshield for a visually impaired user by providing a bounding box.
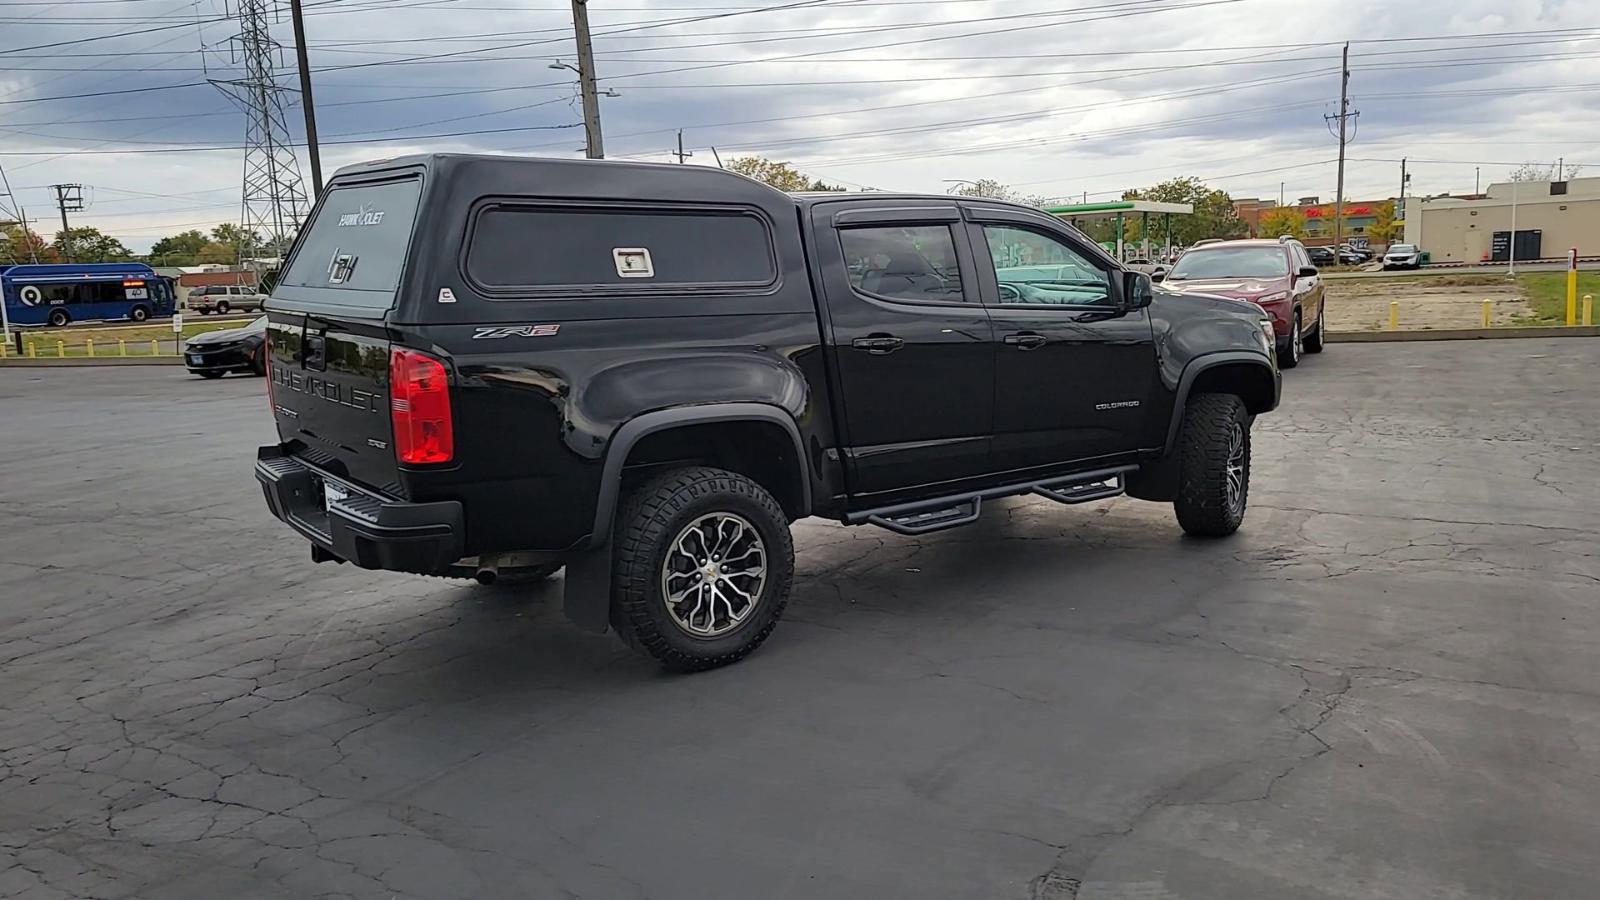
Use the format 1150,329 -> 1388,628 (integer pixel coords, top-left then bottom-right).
1168,247 -> 1288,280
1388,244 -> 1417,253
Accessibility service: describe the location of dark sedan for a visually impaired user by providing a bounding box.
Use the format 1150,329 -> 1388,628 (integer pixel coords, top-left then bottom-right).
185,316 -> 266,378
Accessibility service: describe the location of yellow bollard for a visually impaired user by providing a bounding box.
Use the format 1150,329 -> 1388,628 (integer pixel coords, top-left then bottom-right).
1568,269 -> 1579,326
1585,294 -> 1594,327
56,341 -> 64,358
1388,301 -> 1399,331
1481,299 -> 1492,329
86,339 -> 95,358
119,339 -> 127,357
27,341 -> 36,359
150,339 -> 159,356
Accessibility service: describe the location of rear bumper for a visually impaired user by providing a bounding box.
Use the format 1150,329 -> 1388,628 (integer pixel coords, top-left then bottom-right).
255,445 -> 463,574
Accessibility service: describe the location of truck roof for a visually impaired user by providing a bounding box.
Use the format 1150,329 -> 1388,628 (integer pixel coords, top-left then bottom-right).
329,153 -> 1045,216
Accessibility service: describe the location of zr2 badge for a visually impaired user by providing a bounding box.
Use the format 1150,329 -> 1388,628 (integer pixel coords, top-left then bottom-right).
472,324 -> 561,339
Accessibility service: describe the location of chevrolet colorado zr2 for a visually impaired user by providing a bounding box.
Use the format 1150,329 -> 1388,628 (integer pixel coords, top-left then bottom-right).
256,154 -> 1280,671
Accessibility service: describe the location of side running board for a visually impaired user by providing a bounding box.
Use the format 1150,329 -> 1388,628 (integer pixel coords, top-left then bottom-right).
849,465 -> 1137,536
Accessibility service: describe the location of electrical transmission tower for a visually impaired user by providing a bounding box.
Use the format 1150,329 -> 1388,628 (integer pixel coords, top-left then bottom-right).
211,0 -> 309,264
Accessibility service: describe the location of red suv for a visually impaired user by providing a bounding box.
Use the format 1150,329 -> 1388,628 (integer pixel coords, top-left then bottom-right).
1158,239 -> 1326,368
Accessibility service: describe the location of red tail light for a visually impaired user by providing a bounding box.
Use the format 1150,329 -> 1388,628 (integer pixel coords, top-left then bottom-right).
389,347 -> 453,464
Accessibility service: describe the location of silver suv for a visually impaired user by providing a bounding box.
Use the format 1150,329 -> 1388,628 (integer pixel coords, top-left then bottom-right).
188,284 -> 267,315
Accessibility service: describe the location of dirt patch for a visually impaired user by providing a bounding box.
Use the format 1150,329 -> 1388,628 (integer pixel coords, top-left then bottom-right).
1325,276 -> 1530,332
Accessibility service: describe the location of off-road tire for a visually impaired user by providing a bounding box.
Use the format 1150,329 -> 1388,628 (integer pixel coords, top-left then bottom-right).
1173,393 -> 1250,538
1304,312 -> 1326,354
611,466 -> 793,672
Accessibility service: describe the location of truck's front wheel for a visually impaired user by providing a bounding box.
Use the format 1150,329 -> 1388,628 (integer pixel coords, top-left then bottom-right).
611,466 -> 794,671
1173,393 -> 1251,537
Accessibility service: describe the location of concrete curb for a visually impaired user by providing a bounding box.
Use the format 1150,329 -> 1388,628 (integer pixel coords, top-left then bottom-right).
1329,326 -> 1600,342
0,356 -> 185,367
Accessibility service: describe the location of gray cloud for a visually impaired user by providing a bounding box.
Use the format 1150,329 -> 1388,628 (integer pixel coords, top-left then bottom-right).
2,0 -> 1595,251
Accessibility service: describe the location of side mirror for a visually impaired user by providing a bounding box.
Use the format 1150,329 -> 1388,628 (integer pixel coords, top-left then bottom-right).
1297,265 -> 1319,277
1122,271 -> 1154,309
1151,270 -> 1166,283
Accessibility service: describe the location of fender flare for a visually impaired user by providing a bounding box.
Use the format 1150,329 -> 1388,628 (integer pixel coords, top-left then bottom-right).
587,402 -> 811,549
564,403 -> 810,635
1162,351 -> 1278,454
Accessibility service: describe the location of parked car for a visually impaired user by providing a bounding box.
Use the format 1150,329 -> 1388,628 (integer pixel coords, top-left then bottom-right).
1383,243 -> 1423,270
185,316 -> 266,378
187,284 -> 266,315
1160,238 -> 1326,369
255,154 -> 1279,671
1338,243 -> 1373,263
1124,257 -> 1170,280
1305,246 -> 1335,266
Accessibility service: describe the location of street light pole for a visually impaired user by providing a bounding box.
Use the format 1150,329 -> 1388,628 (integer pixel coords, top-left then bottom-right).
288,0 -> 323,196
570,0 -> 604,159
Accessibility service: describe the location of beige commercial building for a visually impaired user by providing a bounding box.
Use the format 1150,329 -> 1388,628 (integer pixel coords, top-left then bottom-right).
1409,177 -> 1600,263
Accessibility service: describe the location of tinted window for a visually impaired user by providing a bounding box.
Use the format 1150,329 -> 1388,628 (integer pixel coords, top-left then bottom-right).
839,225 -> 965,303
279,178 -> 422,309
981,224 -> 1111,306
467,206 -> 775,290
1167,246 -> 1290,280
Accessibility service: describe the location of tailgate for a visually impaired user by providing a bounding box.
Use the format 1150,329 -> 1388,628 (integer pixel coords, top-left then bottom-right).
268,313 -> 398,492
266,173 -> 424,494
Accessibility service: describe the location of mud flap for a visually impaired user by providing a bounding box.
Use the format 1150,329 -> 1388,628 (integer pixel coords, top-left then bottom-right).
562,537 -> 612,634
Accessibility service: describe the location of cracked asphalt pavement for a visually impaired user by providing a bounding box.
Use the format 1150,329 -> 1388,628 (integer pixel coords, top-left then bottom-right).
3,337 -> 1599,900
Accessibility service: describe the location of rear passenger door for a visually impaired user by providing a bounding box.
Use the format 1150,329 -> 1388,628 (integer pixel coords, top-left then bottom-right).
965,206 -> 1158,474
810,202 -> 995,502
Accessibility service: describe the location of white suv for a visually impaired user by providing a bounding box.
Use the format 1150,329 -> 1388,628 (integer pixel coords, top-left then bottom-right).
187,284 -> 267,315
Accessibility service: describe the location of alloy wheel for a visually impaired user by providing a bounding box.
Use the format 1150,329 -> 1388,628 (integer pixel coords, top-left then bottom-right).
660,512 -> 768,638
1224,421 -> 1247,514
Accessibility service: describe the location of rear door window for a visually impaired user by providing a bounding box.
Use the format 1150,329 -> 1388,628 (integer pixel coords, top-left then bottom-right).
465,205 -> 776,293
277,177 -> 423,309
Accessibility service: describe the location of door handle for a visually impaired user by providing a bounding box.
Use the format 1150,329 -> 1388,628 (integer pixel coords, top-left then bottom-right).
852,334 -> 905,354
1003,332 -> 1048,350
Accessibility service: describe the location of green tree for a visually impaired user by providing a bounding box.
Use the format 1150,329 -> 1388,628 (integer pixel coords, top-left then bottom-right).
149,229 -> 210,265
210,223 -> 262,254
196,241 -> 235,265
1258,207 -> 1308,240
727,156 -> 846,192
1122,177 -> 1245,246
53,227 -> 132,263
949,179 -> 1047,207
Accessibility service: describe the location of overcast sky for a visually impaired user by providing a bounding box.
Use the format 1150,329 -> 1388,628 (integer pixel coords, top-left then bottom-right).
1,0 -> 1595,252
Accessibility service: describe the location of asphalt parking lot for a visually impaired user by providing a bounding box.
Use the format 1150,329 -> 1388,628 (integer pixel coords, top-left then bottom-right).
3,338 -> 1598,900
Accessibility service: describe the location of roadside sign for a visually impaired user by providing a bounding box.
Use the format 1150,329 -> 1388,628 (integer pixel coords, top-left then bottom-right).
171,312 -> 184,333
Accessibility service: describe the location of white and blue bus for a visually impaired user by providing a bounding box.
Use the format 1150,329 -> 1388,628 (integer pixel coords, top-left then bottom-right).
0,263 -> 177,328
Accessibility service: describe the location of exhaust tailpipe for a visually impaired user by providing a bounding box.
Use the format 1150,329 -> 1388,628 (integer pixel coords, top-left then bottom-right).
475,554 -> 500,585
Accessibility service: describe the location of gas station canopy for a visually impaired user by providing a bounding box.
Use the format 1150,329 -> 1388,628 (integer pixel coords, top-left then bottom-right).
1042,200 -> 1195,261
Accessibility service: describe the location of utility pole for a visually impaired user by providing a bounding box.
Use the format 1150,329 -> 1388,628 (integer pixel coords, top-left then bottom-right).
1326,42 -> 1357,259
1475,167 -> 1480,196
51,184 -> 83,263
673,129 -> 693,164
1397,157 -> 1407,243
570,0 -> 603,159
288,0 -> 323,196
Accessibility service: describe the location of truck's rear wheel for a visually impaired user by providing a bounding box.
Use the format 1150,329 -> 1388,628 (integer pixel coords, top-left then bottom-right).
611,466 -> 793,672
1173,393 -> 1251,537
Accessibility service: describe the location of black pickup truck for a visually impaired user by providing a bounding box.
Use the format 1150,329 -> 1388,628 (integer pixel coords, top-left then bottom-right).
256,154 -> 1279,670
